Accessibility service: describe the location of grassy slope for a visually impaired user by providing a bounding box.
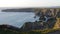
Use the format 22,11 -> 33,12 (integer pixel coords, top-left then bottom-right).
0,28 -> 60,34
0,29 -> 20,34
53,18 -> 60,29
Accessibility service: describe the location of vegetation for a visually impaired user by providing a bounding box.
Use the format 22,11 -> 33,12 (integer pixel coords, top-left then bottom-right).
0,29 -> 20,34
0,28 -> 60,34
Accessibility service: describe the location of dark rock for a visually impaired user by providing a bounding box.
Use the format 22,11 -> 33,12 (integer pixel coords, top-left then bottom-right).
20,21 -> 45,31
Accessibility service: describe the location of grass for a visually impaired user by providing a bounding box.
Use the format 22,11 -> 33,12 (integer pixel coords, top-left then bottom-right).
0,29 -> 20,34
0,28 -> 60,34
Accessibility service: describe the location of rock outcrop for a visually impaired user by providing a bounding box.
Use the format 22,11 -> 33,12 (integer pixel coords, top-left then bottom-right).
20,17 -> 56,31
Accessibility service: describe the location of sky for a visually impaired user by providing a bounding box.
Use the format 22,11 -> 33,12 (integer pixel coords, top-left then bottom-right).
0,0 -> 60,8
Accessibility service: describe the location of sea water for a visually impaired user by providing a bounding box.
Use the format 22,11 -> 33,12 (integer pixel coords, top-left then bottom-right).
0,12 -> 39,28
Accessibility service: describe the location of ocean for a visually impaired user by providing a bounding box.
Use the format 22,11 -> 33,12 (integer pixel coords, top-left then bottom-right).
0,12 -> 39,28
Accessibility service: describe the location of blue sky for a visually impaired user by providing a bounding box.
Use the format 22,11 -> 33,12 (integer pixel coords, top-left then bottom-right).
0,0 -> 60,7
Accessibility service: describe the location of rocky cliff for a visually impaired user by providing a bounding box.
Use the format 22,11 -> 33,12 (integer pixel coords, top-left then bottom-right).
20,17 -> 56,31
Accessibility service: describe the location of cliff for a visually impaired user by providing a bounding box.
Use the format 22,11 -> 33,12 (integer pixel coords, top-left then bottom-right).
20,17 -> 56,31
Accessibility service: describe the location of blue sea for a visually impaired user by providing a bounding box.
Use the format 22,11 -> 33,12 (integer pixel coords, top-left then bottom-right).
0,12 -> 39,28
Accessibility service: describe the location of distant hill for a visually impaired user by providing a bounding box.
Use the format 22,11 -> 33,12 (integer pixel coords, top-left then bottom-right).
2,7 -> 60,12
2,8 -> 34,12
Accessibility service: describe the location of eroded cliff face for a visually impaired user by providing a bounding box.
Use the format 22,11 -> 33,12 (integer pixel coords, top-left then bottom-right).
20,18 -> 56,31
34,8 -> 60,28
20,8 -> 60,31
34,8 -> 60,17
